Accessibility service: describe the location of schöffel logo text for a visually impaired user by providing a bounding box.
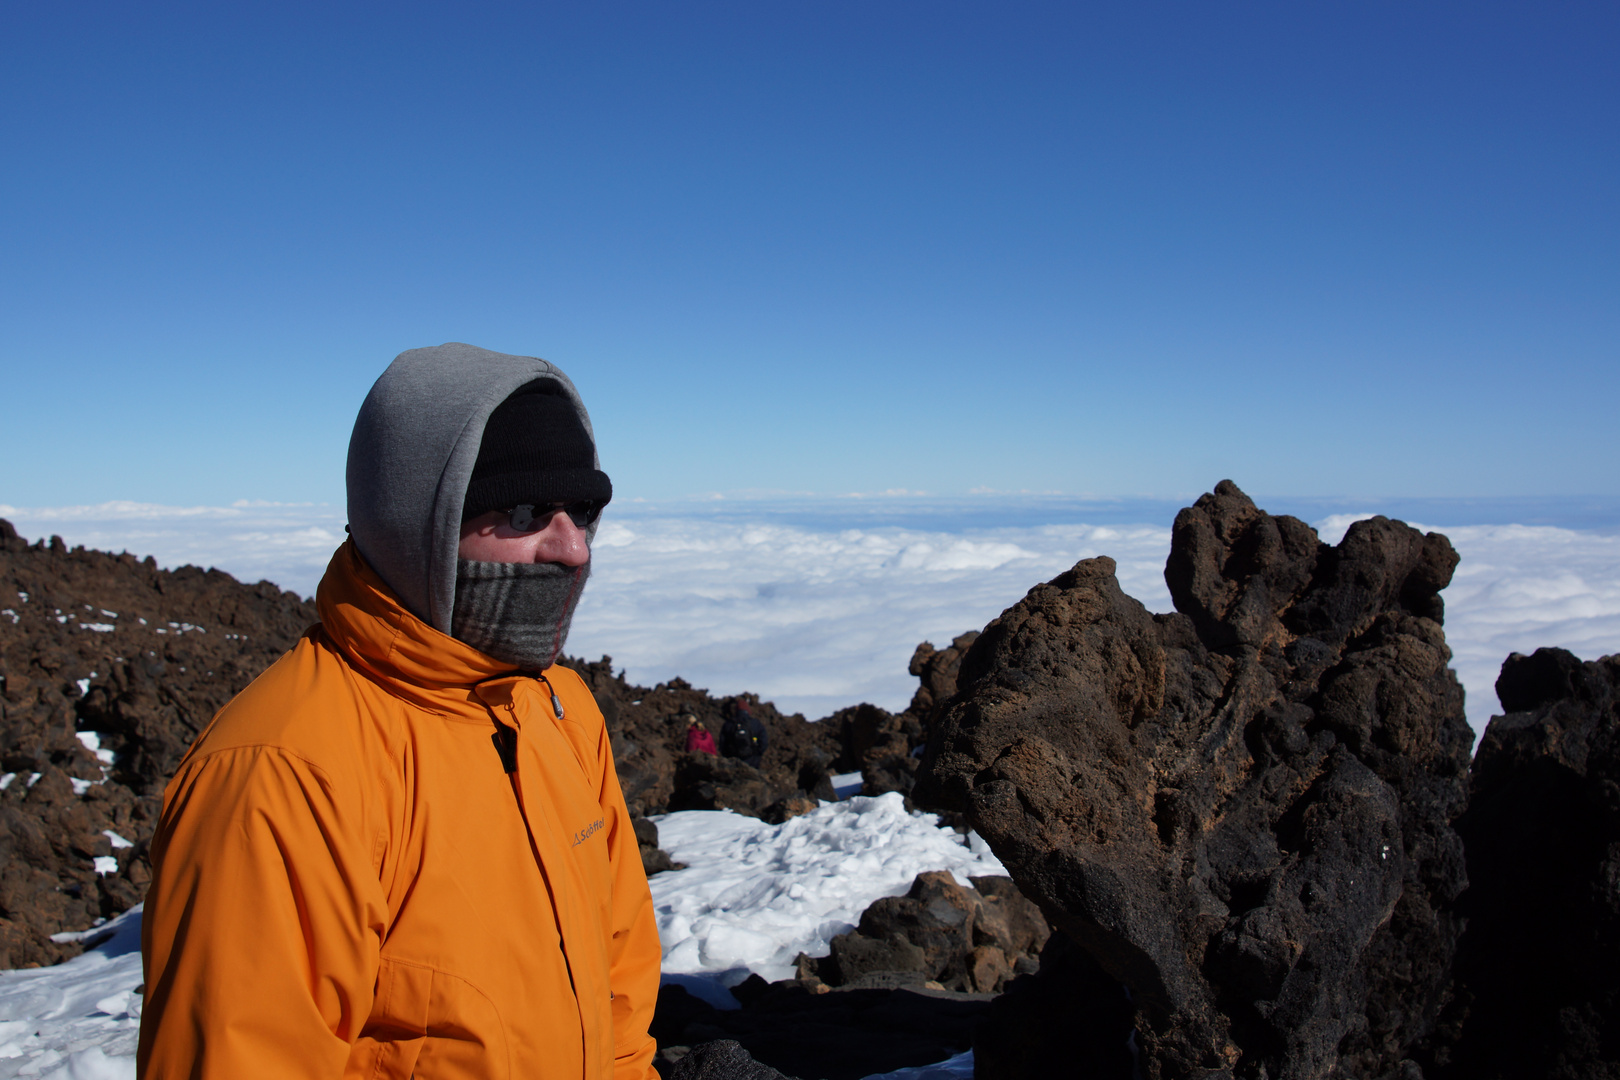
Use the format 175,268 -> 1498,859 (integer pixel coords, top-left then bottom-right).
571,819 -> 605,847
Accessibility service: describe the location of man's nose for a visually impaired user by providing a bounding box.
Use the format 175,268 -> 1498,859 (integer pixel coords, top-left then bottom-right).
535,512 -> 590,567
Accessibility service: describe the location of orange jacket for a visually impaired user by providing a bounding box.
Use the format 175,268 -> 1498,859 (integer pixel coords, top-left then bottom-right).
138,542 -> 660,1080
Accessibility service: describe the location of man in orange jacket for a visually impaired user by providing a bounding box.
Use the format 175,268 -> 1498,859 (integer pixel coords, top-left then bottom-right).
138,343 -> 662,1079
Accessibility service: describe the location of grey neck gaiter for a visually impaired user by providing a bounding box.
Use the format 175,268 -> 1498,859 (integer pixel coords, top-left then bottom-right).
450,559 -> 590,671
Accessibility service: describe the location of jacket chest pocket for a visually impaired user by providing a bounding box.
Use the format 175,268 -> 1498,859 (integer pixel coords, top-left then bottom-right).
352,958 -> 509,1080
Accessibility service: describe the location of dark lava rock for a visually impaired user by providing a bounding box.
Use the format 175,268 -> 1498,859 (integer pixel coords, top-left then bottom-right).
809,636 -> 981,806
906,632 -> 980,727
797,871 -> 1050,994
632,815 -> 681,876
664,1038 -> 802,1080
0,519 -> 315,966
1428,647 -> 1620,1079
652,980 -> 989,1080
565,662 -> 845,819
570,633 -> 985,817
668,753 -> 784,815
973,931 -> 1137,1080
917,481 -> 1474,1080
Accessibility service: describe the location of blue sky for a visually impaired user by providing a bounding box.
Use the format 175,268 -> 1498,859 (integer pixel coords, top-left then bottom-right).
3,2 -> 1616,509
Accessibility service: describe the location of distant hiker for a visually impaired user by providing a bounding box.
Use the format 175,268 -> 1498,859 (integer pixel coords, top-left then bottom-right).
683,712 -> 718,755
138,344 -> 661,1079
721,701 -> 769,767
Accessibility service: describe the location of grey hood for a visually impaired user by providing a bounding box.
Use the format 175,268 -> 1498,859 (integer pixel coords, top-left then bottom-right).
346,342 -> 602,634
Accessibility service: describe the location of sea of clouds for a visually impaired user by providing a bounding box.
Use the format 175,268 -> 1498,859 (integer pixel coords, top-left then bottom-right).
2,496 -> 1617,743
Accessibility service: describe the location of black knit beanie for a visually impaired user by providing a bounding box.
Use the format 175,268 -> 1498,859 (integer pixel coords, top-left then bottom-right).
461,380 -> 613,522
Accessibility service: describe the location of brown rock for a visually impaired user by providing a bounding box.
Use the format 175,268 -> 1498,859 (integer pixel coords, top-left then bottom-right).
807,871 -> 1050,996
966,944 -> 1010,993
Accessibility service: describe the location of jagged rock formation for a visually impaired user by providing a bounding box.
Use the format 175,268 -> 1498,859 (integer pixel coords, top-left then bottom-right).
917,481 -> 1474,1080
807,633 -> 982,805
907,633 -> 982,723
793,871 -> 1049,994
0,520 -> 316,966
1429,647 -> 1620,1079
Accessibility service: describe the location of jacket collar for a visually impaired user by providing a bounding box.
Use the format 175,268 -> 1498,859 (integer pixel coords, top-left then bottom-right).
317,540 -> 533,715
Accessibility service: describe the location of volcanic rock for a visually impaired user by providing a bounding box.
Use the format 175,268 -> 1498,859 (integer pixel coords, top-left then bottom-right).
664,1038 -> 802,1080
0,519 -> 315,966
797,871 -> 1050,994
906,632 -> 980,725
668,753 -> 784,815
564,662 -> 845,818
917,481 -> 1474,1080
652,980 -> 989,1080
631,814 -> 681,876
1429,647 -> 1620,1079
972,931 -> 1137,1080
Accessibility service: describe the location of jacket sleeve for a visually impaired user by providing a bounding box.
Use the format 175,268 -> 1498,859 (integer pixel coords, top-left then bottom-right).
138,745 -> 386,1079
597,724 -> 663,1080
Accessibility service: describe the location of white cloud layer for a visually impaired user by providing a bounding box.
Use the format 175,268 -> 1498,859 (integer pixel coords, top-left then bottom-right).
3,501 -> 1617,744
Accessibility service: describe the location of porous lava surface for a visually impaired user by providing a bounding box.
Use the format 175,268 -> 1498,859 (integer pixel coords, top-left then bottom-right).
1429,647 -> 1620,1079
917,481 -> 1475,1080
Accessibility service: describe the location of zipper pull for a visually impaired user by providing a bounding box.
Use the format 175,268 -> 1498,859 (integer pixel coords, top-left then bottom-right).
537,673 -> 565,720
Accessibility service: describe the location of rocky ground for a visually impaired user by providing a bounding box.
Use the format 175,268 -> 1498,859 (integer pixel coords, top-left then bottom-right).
0,520 -> 315,967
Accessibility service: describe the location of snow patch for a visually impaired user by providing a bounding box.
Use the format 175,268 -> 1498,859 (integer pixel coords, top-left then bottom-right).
653,794 -> 1006,996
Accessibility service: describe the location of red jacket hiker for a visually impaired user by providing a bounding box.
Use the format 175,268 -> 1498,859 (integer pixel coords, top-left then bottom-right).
684,718 -> 718,755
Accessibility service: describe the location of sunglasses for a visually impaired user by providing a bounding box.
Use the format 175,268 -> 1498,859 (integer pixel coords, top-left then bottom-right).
505,501 -> 606,532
